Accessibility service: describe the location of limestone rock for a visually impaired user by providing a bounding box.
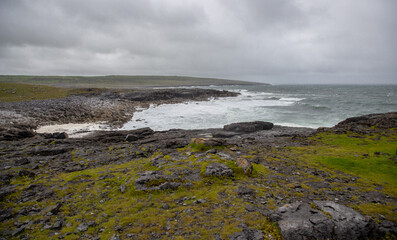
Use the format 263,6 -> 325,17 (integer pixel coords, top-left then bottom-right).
229,228 -> 264,240
204,163 -> 233,177
134,171 -> 182,191
270,201 -> 375,240
191,138 -> 225,147
223,121 -> 273,133
236,157 -> 253,175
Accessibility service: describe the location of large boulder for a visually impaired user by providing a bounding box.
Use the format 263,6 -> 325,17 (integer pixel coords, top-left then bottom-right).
270,201 -> 375,240
333,112 -> 397,131
223,121 -> 273,133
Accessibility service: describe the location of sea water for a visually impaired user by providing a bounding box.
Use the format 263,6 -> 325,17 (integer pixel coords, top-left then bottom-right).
122,85 -> 397,131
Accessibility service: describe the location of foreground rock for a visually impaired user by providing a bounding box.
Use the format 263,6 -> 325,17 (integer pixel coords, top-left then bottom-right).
330,111 -> 397,133
223,121 -> 273,133
270,201 -> 376,240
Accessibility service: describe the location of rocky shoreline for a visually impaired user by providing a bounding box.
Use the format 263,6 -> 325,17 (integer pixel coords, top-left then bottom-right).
0,88 -> 396,239
0,88 -> 238,130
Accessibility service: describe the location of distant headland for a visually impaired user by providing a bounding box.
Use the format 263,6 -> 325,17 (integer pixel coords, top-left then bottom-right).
0,75 -> 268,88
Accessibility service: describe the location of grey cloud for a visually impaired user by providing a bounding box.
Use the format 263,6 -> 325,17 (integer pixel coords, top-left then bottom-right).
0,0 -> 396,84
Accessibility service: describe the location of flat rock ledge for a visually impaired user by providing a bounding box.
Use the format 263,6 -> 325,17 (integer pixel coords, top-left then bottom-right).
269,201 -> 376,240
223,121 -> 274,133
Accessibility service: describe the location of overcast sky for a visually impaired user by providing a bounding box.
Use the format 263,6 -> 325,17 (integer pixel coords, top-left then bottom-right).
0,0 -> 396,84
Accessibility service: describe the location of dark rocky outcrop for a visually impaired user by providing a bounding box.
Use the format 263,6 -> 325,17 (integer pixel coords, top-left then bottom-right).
332,111 -> 397,132
0,127 -> 35,141
269,201 -> 376,240
223,121 -> 273,133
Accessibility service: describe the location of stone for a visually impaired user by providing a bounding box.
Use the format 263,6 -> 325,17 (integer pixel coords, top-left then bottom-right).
191,138 -> 225,147
42,132 -> 68,139
229,228 -> 264,240
204,163 -> 233,177
18,170 -> 35,178
50,219 -> 63,230
223,121 -> 273,133
11,226 -> 25,236
49,203 -> 62,215
235,186 -> 255,196
245,204 -> 256,212
119,184 -> 126,193
236,157 -> 253,175
14,158 -> 30,166
212,131 -> 239,138
270,201 -> 375,240
125,134 -> 139,142
314,201 -> 375,240
76,223 -> 88,232
0,173 -> 14,185
110,234 -> 121,240
134,171 -> 182,191
162,203 -> 170,209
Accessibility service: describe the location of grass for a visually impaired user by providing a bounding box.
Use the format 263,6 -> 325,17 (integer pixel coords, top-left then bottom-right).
0,82 -> 70,102
0,75 -> 263,89
297,131 -> 397,186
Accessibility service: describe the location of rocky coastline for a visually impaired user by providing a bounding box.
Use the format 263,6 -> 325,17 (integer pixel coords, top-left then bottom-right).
0,88 -> 396,239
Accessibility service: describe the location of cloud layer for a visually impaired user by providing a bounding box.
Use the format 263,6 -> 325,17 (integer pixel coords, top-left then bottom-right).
0,0 -> 396,84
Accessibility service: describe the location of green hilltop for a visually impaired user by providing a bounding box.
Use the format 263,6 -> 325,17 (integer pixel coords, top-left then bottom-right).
0,75 -> 265,89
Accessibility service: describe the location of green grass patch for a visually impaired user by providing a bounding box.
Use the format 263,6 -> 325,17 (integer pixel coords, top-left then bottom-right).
0,82 -> 70,102
296,132 -> 397,186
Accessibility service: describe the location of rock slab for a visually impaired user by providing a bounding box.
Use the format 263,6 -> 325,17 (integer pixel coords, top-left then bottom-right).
270,201 -> 375,240
223,121 -> 273,133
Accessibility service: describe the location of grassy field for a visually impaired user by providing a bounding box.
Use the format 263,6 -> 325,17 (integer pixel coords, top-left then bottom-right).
0,75 -> 264,89
0,82 -> 71,102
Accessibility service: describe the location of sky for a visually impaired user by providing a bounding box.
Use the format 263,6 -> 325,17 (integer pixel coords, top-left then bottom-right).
0,0 -> 396,84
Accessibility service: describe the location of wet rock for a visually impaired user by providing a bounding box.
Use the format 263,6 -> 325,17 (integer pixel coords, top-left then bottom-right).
204,163 -> 233,177
224,121 -> 273,133
236,157 -> 253,175
270,201 -> 375,240
229,228 -> 264,240
41,132 -> 68,139
0,127 -> 35,141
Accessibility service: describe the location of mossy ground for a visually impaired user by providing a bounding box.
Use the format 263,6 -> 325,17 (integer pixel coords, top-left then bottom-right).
1,128 -> 396,239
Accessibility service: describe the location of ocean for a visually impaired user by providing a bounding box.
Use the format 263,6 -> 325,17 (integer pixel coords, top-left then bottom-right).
122,85 -> 397,131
